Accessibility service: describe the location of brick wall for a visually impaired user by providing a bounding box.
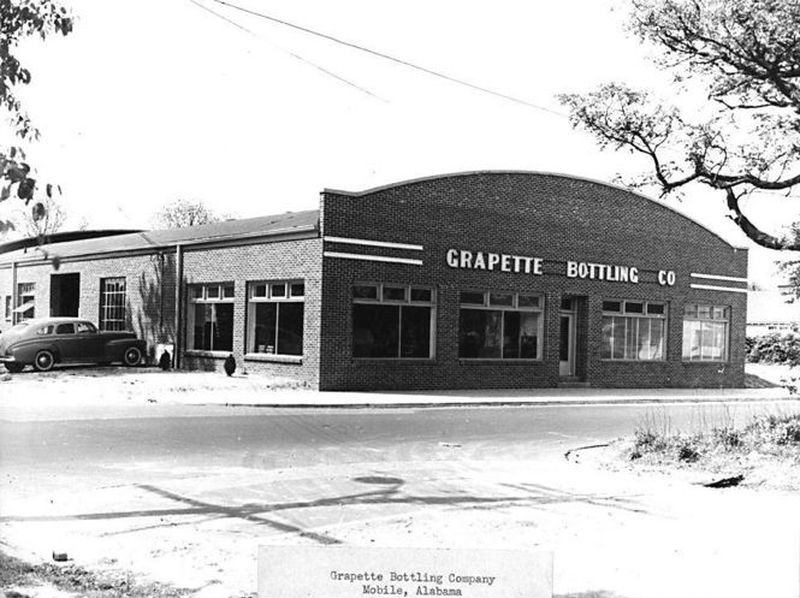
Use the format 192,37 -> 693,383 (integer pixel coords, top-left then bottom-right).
318,172 -> 749,390
180,238 -> 323,386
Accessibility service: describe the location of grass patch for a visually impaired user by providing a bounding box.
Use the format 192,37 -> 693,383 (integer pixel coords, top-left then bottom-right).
629,410 -> 800,465
0,550 -> 191,598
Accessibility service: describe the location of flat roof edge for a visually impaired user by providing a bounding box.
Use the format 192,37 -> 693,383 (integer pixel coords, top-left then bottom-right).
323,170 -> 749,251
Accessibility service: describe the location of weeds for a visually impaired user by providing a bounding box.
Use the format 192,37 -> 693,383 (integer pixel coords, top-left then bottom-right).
630,409 -> 800,465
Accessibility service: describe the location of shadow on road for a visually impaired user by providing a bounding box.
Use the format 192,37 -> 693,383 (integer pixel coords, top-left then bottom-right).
0,476 -> 650,546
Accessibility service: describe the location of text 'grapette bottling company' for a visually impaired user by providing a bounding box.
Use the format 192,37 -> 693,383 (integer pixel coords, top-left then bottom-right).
329,569 -> 498,597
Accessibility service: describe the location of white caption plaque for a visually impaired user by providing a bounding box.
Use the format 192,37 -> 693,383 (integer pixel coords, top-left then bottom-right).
258,546 -> 552,598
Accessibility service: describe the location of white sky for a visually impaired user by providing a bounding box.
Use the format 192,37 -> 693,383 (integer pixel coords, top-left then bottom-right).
3,0 -> 799,284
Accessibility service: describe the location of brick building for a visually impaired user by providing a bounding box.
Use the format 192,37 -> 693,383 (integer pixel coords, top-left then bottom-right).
0,172 -> 749,390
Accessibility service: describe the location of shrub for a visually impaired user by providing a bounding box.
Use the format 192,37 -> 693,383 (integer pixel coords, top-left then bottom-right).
746,332 -> 800,366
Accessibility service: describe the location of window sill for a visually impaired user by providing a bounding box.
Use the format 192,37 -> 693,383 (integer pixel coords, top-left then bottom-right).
681,360 -> 730,365
458,359 -> 543,364
185,350 -> 230,359
600,359 -> 667,363
245,353 -> 302,364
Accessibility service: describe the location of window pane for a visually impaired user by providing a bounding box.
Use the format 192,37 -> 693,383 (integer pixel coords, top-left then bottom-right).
712,306 -> 727,320
701,321 -> 727,361
624,317 -> 638,359
625,301 -> 644,314
519,312 -> 540,358
518,295 -> 540,309
206,285 -> 220,299
602,300 -> 622,313
636,318 -> 652,359
193,304 -> 213,350
277,302 -> 304,356
458,309 -> 501,358
612,316 -> 626,359
353,285 -> 378,300
192,286 -> 204,299
647,303 -> 665,315
214,303 -> 234,352
684,304 -> 697,318
271,283 -> 286,298
56,323 -> 74,335
682,320 -> 702,360
560,296 -> 573,311
503,311 -> 520,358
601,317 -> 613,359
697,305 -> 711,319
252,284 -> 267,298
649,319 -> 664,360
353,304 -> 399,357
410,288 -> 432,302
290,283 -> 305,298
490,293 -> 513,307
400,306 -> 431,358
223,285 -> 234,298
383,286 -> 406,301
252,303 -> 277,353
460,291 -> 485,305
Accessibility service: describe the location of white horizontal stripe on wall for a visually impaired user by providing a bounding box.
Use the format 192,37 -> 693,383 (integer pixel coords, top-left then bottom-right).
324,236 -> 424,251
689,283 -> 749,294
690,272 -> 748,283
323,251 -> 423,266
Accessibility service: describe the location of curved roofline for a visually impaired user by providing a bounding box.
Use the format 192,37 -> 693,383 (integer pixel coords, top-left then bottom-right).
323,170 -> 748,250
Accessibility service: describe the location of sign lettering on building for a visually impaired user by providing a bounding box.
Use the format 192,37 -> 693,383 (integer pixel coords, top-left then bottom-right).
446,249 -> 676,286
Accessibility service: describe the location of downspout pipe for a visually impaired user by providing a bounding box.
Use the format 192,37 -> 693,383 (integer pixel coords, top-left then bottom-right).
174,244 -> 183,369
10,261 -> 17,325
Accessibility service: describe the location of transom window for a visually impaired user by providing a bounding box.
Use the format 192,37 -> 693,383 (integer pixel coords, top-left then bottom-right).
247,280 -> 304,356
99,277 -> 127,331
682,303 -> 729,362
601,300 -> 666,361
352,283 -> 436,359
458,290 -> 544,359
187,283 -> 234,352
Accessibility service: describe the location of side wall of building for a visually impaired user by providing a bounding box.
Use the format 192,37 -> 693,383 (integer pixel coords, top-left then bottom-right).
318,173 -> 748,390
0,251 -> 177,358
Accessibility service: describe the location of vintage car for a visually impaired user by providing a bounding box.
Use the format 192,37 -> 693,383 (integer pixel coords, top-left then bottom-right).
0,317 -> 147,373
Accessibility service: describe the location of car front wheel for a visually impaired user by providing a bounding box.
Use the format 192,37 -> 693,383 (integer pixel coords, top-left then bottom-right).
123,346 -> 143,367
34,350 -> 55,372
4,362 -> 24,374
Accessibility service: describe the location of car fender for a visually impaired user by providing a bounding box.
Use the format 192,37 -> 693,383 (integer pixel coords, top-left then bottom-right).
8,339 -> 61,364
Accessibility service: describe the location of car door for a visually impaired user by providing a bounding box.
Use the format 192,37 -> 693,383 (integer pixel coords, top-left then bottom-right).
53,322 -> 80,362
75,321 -> 104,361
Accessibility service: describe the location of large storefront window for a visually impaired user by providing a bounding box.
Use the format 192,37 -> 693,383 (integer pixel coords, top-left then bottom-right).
247,281 -> 304,356
99,277 -> 127,331
601,300 -> 666,361
458,291 -> 543,359
352,283 -> 435,358
682,304 -> 729,362
187,283 -> 234,352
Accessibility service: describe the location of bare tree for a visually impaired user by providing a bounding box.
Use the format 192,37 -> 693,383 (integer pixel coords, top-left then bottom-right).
153,199 -> 222,229
15,195 -> 66,238
558,0 -> 800,251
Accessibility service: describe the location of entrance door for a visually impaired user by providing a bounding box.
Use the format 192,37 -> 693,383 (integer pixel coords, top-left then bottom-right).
50,273 -> 80,317
559,313 -> 575,377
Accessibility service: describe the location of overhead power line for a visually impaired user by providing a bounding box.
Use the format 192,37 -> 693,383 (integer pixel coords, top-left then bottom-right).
211,0 -> 565,116
189,0 -> 385,101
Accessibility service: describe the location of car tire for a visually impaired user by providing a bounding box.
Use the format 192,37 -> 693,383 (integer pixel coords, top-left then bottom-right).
4,362 -> 24,374
34,350 -> 55,372
123,346 -> 142,367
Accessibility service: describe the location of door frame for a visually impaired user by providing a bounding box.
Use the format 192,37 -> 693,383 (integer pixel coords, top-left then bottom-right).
559,312 -> 576,377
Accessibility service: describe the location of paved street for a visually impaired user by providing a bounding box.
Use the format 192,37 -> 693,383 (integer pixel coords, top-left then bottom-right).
2,398 -> 800,598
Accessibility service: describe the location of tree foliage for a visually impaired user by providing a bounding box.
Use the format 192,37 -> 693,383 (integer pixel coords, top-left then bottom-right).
558,0 -> 800,251
154,199 -> 223,229
0,0 -> 73,234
